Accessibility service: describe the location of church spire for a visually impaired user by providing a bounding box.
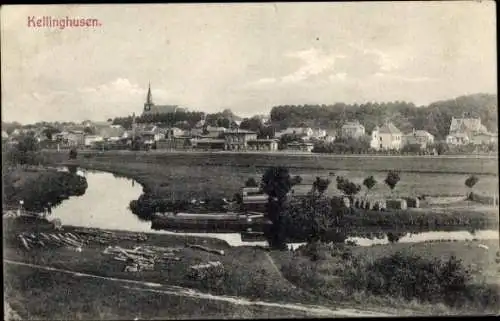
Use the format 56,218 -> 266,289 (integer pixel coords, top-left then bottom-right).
146,82 -> 153,105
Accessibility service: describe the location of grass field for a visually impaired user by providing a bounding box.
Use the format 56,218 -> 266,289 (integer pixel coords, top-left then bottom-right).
40,150 -> 498,201
4,265 -> 313,320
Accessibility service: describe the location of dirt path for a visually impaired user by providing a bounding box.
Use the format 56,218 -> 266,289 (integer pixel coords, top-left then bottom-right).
264,252 -> 300,290
4,259 -> 393,318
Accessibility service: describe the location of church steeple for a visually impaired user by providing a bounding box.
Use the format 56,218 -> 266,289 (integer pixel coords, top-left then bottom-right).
144,82 -> 154,112
146,82 -> 153,105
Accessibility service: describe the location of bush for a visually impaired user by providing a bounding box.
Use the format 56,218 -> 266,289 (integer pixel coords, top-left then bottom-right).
343,252 -> 497,309
244,177 -> 259,187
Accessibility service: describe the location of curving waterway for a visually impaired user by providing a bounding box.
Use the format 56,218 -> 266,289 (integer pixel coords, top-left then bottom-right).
50,167 -> 499,248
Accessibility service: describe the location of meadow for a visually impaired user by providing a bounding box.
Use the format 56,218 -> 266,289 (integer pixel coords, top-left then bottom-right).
40,150 -> 498,201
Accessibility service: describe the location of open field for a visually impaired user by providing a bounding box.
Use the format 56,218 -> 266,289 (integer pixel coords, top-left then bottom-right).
40,150 -> 498,200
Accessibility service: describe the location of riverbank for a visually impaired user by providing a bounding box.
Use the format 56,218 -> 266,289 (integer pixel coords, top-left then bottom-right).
4,217 -> 499,318
2,166 -> 88,212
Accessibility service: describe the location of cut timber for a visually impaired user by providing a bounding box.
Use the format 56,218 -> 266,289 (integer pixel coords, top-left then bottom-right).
187,244 -> 225,255
364,200 -> 374,210
386,199 -> 408,210
18,235 -> 31,250
40,233 -> 51,241
402,197 -> 420,208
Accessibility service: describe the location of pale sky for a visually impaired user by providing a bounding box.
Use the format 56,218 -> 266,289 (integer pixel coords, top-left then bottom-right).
1,2 -> 497,124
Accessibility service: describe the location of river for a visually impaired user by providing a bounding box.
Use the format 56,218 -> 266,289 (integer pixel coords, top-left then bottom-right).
50,167 -> 499,248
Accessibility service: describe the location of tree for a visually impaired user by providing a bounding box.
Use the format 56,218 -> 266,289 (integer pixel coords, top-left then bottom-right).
240,117 -> 264,133
312,176 -> 331,196
465,175 -> 479,199
69,148 -> 78,160
84,127 -> 94,135
291,175 -> 303,185
245,177 -> 259,187
384,171 -> 401,198
363,176 -> 377,198
42,126 -> 60,140
261,166 -> 294,250
336,176 -> 361,197
6,133 -> 40,165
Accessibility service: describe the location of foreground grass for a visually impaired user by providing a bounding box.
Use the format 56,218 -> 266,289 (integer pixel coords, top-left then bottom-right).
4,217 -> 499,318
271,240 -> 500,315
4,265 -> 311,320
3,218 -> 318,308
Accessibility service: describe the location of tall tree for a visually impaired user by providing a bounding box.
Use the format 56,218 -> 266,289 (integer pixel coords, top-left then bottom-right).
465,175 -> 479,199
384,171 -> 401,198
261,166 -> 294,250
363,176 -> 377,199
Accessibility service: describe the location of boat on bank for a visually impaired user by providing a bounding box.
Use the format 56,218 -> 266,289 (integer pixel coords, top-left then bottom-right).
150,211 -> 272,233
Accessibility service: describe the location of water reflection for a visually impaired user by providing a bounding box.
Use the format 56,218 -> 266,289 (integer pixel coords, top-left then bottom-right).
347,230 -> 499,247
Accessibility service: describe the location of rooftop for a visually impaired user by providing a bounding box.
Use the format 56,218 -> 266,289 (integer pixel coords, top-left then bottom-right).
377,122 -> 402,135
224,129 -> 257,134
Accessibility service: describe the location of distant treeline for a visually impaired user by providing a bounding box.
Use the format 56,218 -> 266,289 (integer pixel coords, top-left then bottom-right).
270,93 -> 498,139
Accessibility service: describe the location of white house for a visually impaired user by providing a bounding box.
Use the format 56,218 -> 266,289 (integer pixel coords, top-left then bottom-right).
446,133 -> 470,145
167,127 -> 186,138
84,135 -> 104,147
403,129 -> 435,149
370,122 -> 403,151
446,115 -> 490,145
204,126 -> 227,138
311,128 -> 327,138
341,121 -> 365,139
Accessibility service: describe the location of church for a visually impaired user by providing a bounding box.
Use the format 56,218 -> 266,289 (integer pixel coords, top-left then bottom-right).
142,83 -> 186,116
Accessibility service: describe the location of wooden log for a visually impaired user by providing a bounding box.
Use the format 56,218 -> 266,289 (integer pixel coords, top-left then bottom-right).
49,234 -> 62,244
162,256 -> 181,261
65,233 -> 80,241
187,244 -> 225,256
18,235 -> 31,250
40,233 -> 51,241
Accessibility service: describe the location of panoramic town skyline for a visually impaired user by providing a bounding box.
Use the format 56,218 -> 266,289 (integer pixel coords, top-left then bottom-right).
1,2 -> 497,124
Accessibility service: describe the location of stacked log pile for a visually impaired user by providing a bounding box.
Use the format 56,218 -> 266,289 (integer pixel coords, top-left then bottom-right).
102,245 -> 182,272
403,197 -> 420,208
188,261 -> 225,280
386,199 -> 408,210
17,232 -> 85,251
373,200 -> 387,211
73,229 -> 148,244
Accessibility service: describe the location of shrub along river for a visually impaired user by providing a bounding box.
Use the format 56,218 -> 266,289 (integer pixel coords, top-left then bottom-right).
49,167 -> 499,248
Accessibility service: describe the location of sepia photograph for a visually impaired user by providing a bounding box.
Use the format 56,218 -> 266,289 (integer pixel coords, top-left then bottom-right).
2,2 -> 498,319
